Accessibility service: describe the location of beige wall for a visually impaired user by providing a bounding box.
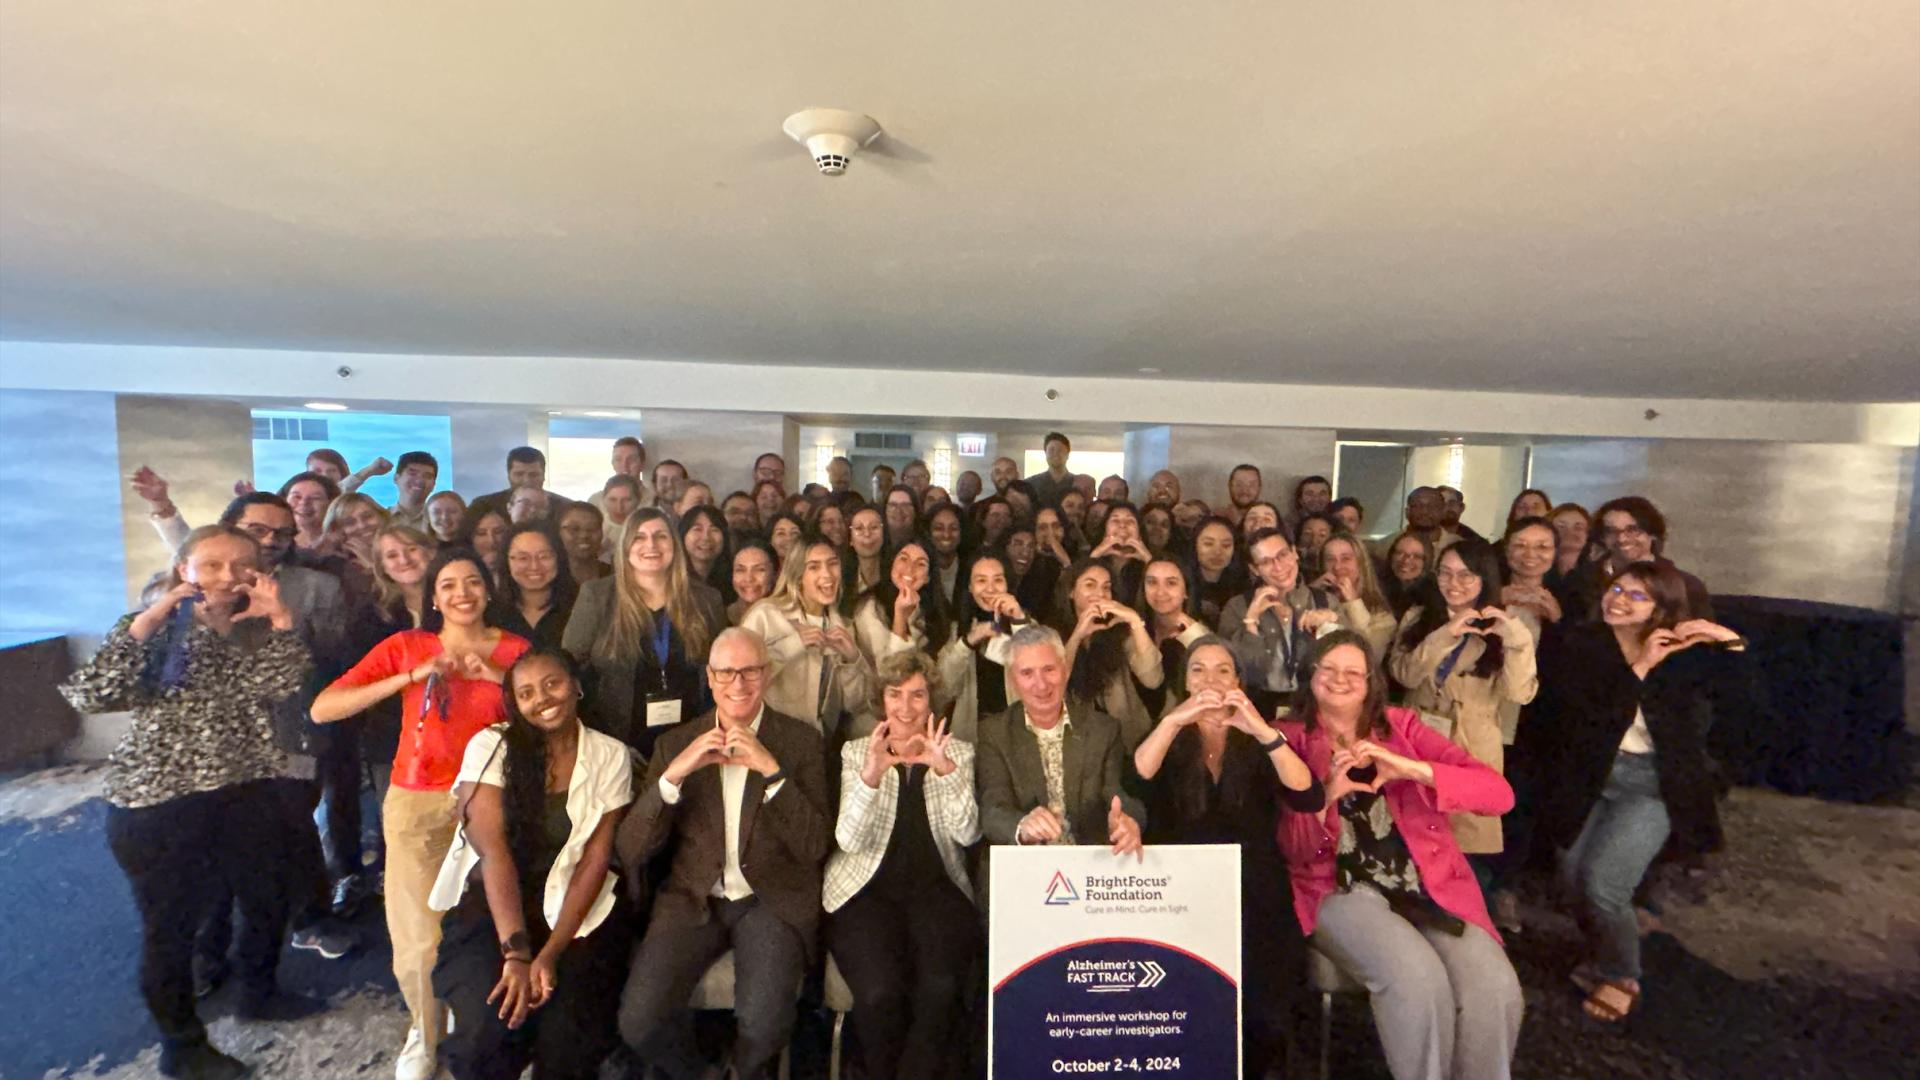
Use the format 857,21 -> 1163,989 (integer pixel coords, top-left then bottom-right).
1529,439 -> 1916,612
114,395 -> 254,605
644,408 -> 791,498
1159,424 -> 1338,514
1408,444 -> 1530,539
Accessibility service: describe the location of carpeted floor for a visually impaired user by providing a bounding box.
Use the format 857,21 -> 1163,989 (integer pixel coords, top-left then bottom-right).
3,768 -> 1914,1079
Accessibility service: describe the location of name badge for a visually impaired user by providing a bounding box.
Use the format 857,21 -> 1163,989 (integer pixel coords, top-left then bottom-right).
646,696 -> 683,728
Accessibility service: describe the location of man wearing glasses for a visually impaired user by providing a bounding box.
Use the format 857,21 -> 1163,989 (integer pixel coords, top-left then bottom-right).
1567,496 -> 1712,625
615,627 -> 832,1080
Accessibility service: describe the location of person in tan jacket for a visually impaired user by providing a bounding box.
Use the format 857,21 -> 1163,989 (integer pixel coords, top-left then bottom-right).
735,540 -> 873,741
1387,538 -> 1538,860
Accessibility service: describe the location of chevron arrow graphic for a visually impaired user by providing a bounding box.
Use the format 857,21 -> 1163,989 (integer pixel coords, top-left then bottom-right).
1136,961 -> 1166,989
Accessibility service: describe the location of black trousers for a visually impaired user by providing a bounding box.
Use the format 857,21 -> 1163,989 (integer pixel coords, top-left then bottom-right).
105,781 -> 290,1049
315,717 -> 365,881
617,896 -> 809,1080
432,886 -> 633,1080
194,777 -> 332,967
825,880 -> 978,1080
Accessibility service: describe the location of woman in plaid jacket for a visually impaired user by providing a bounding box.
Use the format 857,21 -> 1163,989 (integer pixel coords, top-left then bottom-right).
822,650 -> 982,1080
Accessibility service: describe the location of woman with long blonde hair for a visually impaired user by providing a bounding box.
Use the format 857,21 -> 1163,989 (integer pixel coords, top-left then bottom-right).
737,538 -> 873,738
562,508 -> 725,755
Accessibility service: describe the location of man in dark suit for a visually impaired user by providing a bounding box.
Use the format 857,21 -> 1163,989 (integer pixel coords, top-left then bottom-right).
976,625 -> 1145,854
464,445 -> 573,522
615,627 -> 831,1080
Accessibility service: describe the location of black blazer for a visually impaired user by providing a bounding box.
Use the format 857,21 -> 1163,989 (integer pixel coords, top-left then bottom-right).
1530,623 -> 1742,857
615,707 -> 832,951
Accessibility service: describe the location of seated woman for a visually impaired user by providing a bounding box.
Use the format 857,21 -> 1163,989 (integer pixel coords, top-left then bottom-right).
1533,562 -> 1746,1024
61,525 -> 308,1079
496,522 -> 579,650
428,648 -> 634,1080
1314,530 -> 1397,661
1276,631 -> 1524,1080
1052,558 -> 1164,749
824,652 -> 982,1080
1387,539 -> 1538,878
853,540 -> 972,730
1133,638 -> 1321,1079
738,538 -> 874,739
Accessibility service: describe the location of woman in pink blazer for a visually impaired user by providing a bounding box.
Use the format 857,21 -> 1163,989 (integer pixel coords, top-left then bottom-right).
1276,629 -> 1524,1080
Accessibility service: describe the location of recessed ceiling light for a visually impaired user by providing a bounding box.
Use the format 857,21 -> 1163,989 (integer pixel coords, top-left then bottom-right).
1138,367 -> 1161,374
581,410 -> 624,418
304,402 -> 349,411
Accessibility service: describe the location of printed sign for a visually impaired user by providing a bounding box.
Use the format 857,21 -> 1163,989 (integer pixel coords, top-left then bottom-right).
988,844 -> 1241,1079
956,434 -> 988,457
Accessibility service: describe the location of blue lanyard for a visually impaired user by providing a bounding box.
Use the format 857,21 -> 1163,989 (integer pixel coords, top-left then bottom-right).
650,613 -> 674,680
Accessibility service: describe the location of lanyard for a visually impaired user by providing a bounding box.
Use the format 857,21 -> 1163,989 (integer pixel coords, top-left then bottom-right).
814,611 -> 835,722
1433,636 -> 1472,687
650,613 -> 674,683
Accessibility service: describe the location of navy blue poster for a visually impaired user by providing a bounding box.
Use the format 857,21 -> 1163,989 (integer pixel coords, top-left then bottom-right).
992,937 -> 1239,1079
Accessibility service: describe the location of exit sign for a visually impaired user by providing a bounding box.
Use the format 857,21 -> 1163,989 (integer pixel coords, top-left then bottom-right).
956,435 -> 987,457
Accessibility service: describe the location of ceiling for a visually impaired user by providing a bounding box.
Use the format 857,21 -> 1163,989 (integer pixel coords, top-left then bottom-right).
1,2 -> 1916,402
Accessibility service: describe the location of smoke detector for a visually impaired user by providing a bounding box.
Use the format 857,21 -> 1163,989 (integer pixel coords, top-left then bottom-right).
782,107 -> 883,175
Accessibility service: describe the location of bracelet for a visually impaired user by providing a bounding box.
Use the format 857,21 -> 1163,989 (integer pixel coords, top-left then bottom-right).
1259,732 -> 1289,754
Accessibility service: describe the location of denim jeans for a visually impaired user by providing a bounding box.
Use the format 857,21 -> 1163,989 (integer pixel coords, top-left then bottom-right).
1560,750 -> 1671,980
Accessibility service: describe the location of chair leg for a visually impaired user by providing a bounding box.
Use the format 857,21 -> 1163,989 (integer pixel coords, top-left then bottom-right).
829,1011 -> 845,1080
1319,991 -> 1333,1080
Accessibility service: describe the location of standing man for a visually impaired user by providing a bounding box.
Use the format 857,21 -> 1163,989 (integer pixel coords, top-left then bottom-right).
1288,475 -> 1332,531
900,460 -> 932,500
1025,432 -> 1075,510
593,436 -> 653,511
954,470 -> 984,509
379,452 -> 439,531
754,453 -> 787,491
616,629 -> 831,1080
975,626 -> 1146,855
467,447 -> 572,520
1436,485 -> 1484,543
1404,486 -> 1463,552
1225,464 -> 1263,526
652,460 -> 690,516
1145,470 -> 1182,507
1097,475 -> 1129,502
826,456 -> 854,496
869,464 -> 897,503
989,456 -> 1020,496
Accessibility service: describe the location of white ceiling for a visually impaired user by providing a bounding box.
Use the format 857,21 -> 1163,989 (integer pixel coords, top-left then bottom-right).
1,2 -> 1916,402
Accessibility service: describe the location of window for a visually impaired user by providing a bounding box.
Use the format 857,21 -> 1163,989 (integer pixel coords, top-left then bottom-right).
546,437 -> 619,502
250,409 -> 452,506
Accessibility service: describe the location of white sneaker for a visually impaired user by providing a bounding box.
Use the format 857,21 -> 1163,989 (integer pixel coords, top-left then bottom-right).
395,1026 -> 435,1080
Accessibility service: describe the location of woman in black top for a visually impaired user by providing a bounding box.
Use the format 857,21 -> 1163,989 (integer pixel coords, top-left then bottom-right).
678,504 -> 735,604
1530,561 -> 1746,1023
1189,516 -> 1249,626
1133,637 -> 1324,1080
496,522 -> 578,650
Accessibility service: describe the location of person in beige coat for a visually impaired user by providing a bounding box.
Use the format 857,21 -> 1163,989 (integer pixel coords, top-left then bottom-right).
1387,538 -> 1538,857
735,540 -> 873,742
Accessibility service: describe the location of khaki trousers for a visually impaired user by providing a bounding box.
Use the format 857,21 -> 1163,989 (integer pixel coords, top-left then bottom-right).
383,785 -> 456,1051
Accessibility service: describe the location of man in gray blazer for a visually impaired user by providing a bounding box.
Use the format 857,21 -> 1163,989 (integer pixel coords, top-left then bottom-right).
616,627 -> 831,1080
975,626 -> 1145,854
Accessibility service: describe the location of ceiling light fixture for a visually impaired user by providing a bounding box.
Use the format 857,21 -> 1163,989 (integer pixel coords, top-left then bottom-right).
304,402 -> 349,411
783,107 -> 883,176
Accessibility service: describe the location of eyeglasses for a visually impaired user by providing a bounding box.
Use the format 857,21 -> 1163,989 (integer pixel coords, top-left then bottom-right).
1607,584 -> 1653,603
508,551 -> 558,567
709,665 -> 769,685
1601,525 -> 1649,540
1435,568 -> 1480,583
1251,550 -> 1297,567
240,523 -> 298,543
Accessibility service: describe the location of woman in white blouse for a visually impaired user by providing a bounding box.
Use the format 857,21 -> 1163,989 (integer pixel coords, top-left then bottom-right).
737,539 -> 873,740
851,540 -> 971,733
823,651 -> 981,1080
428,647 -> 634,1080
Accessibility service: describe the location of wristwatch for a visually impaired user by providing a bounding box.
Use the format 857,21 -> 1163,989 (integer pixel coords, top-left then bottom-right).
1259,731 -> 1289,754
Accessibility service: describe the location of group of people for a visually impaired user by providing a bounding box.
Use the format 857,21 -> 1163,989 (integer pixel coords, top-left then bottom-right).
70,429 -> 1751,1080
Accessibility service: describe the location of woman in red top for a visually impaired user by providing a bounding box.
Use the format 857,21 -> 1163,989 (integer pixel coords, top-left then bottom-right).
314,546 -> 531,1080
